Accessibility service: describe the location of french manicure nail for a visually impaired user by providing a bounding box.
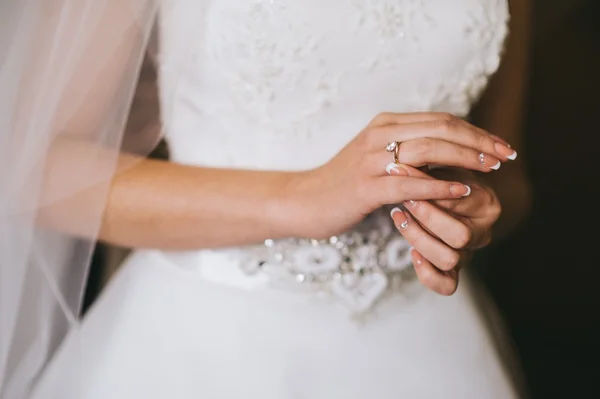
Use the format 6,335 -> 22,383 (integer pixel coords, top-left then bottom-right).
450,184 -> 471,197
479,152 -> 502,170
494,142 -> 517,160
404,200 -> 418,208
390,207 -> 403,217
390,207 -> 409,230
386,163 -> 408,176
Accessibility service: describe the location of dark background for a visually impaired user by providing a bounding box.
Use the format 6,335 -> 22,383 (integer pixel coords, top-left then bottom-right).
475,0 -> 600,397
85,1 -> 600,397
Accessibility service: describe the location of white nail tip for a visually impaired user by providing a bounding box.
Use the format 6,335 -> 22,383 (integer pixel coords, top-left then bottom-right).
462,185 -> 472,197
507,151 -> 518,160
390,207 -> 403,217
490,161 -> 501,170
386,163 -> 398,175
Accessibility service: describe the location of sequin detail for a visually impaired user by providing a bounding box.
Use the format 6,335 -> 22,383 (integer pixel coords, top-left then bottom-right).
237,209 -> 416,314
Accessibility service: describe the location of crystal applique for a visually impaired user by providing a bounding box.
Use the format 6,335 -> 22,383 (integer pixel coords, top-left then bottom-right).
236,208 -> 417,314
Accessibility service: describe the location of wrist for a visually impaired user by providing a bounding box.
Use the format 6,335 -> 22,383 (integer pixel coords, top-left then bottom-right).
266,170 -> 314,239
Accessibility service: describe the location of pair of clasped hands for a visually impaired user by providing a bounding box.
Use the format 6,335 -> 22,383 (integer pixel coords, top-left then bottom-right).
290,112 -> 517,296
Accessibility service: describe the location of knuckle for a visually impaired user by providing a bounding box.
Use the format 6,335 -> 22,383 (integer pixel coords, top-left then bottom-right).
439,112 -> 456,123
373,112 -> 393,123
434,119 -> 452,133
361,127 -> 380,149
435,115 -> 458,133
452,226 -> 473,249
476,133 -> 488,151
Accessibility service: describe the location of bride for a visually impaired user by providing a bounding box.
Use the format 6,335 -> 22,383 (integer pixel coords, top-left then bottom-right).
1,0 -> 532,397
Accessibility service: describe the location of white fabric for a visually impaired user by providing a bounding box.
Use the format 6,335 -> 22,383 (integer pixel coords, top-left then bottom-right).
32,0 -> 519,398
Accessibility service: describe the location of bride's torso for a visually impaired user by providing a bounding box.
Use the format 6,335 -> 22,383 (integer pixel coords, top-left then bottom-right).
152,0 -> 509,313
158,0 -> 509,170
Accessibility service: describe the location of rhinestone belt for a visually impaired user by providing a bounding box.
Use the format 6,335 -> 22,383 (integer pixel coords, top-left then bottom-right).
235,208 -> 419,314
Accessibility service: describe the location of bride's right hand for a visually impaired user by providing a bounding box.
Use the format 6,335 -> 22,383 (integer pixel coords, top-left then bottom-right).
284,112 -> 516,239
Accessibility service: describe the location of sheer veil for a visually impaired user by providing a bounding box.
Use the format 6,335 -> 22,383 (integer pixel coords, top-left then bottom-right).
0,1 -> 166,396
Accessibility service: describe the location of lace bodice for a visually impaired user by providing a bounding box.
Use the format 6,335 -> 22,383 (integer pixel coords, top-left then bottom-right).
158,0 -> 509,170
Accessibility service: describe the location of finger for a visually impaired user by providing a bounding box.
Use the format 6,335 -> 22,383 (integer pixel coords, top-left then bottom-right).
403,199 -> 473,249
375,138 -> 502,173
380,165 -> 484,223
391,208 -> 460,271
375,177 -> 471,203
369,118 -> 516,161
411,248 -> 459,296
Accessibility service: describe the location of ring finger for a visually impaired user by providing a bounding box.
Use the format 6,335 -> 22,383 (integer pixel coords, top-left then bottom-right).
373,120 -> 516,161
391,138 -> 501,172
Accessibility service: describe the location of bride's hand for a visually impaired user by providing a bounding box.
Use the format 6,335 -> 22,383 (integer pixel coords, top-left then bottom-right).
284,112 -> 514,239
390,167 -> 501,296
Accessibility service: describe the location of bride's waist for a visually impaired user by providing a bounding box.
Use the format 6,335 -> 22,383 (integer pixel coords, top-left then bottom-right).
148,208 -> 419,313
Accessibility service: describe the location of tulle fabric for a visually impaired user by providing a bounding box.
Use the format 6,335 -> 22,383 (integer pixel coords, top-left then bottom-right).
0,1 -> 167,396
30,250 -> 519,398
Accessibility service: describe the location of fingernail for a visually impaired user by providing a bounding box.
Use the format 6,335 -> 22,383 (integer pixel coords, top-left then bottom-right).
386,163 -> 408,176
390,207 -> 403,218
410,247 -> 423,265
403,200 -> 418,208
479,152 -> 502,170
390,207 -> 409,230
450,184 -> 471,197
494,142 -> 517,160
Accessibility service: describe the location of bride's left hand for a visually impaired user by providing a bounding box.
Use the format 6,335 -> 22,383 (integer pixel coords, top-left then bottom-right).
389,166 -> 501,295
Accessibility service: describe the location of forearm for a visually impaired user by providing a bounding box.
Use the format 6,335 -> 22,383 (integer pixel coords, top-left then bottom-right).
471,0 -> 533,238
99,157 -> 297,250
33,137 -> 298,250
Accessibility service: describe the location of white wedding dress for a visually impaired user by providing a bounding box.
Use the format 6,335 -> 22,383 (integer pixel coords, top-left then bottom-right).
32,0 -> 520,398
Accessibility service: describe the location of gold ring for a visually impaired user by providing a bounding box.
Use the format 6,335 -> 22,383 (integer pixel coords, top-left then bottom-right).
386,141 -> 401,164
